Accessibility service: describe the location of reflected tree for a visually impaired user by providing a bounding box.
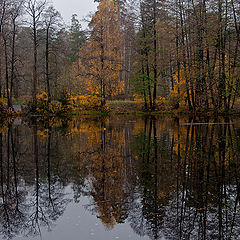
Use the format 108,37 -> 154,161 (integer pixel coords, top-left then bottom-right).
0,117 -> 240,240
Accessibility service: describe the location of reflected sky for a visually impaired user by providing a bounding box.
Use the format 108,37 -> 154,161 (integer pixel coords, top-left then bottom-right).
13,188 -> 150,240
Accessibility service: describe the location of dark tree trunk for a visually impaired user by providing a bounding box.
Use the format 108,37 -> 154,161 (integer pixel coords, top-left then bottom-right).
33,18 -> 38,111
142,64 -> 148,109
3,37 -> 11,107
46,27 -> 51,101
152,0 -> 157,110
10,18 -> 17,108
100,27 -> 105,107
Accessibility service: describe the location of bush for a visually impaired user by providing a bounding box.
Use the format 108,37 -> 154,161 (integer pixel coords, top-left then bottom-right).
59,92 -> 108,112
31,91 -> 109,116
133,94 -> 145,104
0,98 -> 14,117
35,91 -> 63,116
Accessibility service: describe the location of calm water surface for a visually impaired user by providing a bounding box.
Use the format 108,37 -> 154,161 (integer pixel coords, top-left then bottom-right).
0,116 -> 240,240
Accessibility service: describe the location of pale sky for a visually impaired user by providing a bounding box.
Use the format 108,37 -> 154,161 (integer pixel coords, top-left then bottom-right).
50,0 -> 98,28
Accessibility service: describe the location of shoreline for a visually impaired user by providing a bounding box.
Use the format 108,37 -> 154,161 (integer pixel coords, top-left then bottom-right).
1,101 -> 240,120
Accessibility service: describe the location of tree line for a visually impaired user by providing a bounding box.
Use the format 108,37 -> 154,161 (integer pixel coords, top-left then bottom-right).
130,0 -> 240,111
1,0 -> 240,113
0,0 -> 85,110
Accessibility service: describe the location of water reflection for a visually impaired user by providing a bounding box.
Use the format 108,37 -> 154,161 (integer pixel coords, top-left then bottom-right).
0,116 -> 240,239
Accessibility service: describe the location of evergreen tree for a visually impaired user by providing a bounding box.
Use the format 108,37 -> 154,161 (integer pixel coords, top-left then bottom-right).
69,14 -> 86,63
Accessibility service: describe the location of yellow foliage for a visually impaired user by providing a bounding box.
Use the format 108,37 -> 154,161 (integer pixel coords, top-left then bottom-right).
156,96 -> 167,107
173,72 -> 186,100
34,90 -> 110,116
63,92 -> 109,111
0,98 -> 14,117
133,94 -> 145,104
74,0 -> 124,100
37,91 -> 48,101
35,91 -> 62,116
74,95 -> 101,110
133,94 -> 167,108
37,129 -> 49,139
0,98 -> 6,106
168,66 -> 191,109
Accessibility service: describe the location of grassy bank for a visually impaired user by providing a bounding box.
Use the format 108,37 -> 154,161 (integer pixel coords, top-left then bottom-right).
2,100 -> 240,120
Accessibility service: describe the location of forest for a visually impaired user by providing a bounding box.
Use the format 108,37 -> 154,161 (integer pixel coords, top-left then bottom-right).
1,0 -> 240,116
1,1 -> 240,239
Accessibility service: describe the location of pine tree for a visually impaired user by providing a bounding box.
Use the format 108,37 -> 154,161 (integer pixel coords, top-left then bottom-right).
69,14 -> 86,63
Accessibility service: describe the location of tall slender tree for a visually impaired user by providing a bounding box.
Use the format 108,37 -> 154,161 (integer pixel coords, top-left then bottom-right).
0,0 -> 7,99
43,6 -> 61,101
26,0 -> 46,110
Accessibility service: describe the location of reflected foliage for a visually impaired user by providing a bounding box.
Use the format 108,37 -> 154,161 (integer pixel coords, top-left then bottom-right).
0,116 -> 240,239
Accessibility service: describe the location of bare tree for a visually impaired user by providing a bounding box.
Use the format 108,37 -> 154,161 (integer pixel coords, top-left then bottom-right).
25,0 -> 46,110
0,0 -> 7,99
8,0 -> 24,107
43,6 -> 61,101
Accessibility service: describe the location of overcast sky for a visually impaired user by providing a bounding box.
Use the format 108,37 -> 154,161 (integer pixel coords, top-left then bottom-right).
50,0 -> 98,28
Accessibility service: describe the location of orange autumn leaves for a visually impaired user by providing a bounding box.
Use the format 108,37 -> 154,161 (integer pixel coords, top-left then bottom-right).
73,0 -> 124,102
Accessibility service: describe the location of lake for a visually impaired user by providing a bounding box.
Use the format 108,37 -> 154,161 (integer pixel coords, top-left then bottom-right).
0,115 -> 240,240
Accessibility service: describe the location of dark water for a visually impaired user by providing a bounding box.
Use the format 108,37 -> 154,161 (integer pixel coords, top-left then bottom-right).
0,115 -> 240,240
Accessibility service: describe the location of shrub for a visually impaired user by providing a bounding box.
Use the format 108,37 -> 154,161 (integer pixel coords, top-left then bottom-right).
133,94 -> 145,104
0,98 -> 14,117
31,91 -> 109,116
